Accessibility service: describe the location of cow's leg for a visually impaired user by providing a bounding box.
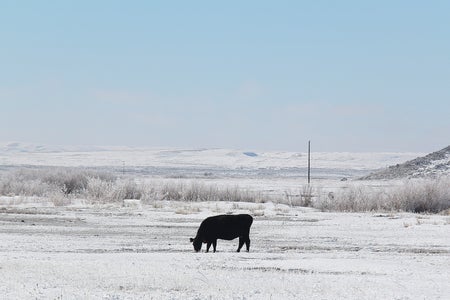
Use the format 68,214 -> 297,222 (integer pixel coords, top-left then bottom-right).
237,237 -> 245,252
245,236 -> 251,252
212,240 -> 217,252
206,242 -> 211,252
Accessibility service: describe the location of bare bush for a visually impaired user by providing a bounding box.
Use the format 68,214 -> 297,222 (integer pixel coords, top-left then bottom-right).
42,168 -> 115,195
0,177 -> 52,197
85,177 -> 115,203
315,185 -> 383,212
86,178 -> 147,204
0,169 -> 52,196
300,185 -> 314,207
47,190 -> 71,206
159,181 -> 267,203
389,178 -> 450,213
111,179 -> 144,201
160,182 -> 184,201
314,177 -> 450,213
2,167 -> 448,213
0,168 -> 116,197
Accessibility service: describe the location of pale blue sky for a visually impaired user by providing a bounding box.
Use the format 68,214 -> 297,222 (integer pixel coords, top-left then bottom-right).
1,1 -> 449,152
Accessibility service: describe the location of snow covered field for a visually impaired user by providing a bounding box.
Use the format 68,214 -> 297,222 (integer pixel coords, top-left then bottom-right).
0,200 -> 449,299
0,144 -> 449,299
0,143 -> 423,198
0,143 -> 422,171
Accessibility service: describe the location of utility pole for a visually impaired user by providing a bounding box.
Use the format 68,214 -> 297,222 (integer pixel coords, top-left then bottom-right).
307,140 -> 311,184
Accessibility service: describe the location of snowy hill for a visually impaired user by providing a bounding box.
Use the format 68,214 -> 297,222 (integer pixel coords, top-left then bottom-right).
0,142 -> 122,153
0,142 -> 419,171
361,145 -> 450,179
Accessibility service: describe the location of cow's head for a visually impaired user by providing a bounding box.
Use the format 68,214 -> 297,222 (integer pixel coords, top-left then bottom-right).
190,237 -> 202,252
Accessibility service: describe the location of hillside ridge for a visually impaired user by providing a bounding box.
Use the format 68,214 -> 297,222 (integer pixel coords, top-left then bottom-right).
361,145 -> 450,179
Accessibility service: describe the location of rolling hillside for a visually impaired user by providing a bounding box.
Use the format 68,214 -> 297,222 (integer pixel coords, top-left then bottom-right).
361,145 -> 450,179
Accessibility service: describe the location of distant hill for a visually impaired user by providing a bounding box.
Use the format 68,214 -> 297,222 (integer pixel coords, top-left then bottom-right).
361,145 -> 450,180
0,142 -> 127,153
0,142 -> 421,178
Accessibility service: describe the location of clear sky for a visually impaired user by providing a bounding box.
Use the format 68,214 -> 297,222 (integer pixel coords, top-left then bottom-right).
1,1 -> 449,152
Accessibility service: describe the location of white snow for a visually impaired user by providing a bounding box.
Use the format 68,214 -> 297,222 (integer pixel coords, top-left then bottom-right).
0,201 -> 449,299
0,142 -> 421,170
0,144 -> 449,299
412,152 -> 450,177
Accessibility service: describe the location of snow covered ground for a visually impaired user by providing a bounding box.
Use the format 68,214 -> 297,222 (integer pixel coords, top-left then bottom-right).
0,144 -> 448,299
0,143 -> 423,199
0,200 -> 449,299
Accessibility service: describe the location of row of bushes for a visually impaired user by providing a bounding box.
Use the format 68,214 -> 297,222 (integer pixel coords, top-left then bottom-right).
1,168 -> 449,213
312,178 -> 450,213
0,168 -> 267,205
0,168 -> 116,197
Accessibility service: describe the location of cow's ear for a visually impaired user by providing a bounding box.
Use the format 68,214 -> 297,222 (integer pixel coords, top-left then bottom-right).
190,238 -> 194,243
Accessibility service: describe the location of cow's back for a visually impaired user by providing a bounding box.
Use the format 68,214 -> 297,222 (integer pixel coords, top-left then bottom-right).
199,214 -> 253,241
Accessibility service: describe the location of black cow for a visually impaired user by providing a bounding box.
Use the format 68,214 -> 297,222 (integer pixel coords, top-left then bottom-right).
190,214 -> 253,253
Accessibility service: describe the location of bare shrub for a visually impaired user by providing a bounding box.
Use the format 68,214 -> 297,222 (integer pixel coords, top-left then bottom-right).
5,166 -> 447,213
160,182 -> 184,201
330,185 -> 382,212
0,168 -> 116,197
183,182 -> 211,201
389,178 -> 450,213
0,177 -> 52,197
219,185 -> 264,203
0,169 -> 271,205
42,168 -> 115,195
86,178 -> 145,204
0,168 -> 117,205
47,191 -> 71,207
300,185 -> 314,207
158,181 -> 267,203
0,169 -> 53,196
111,179 -> 144,201
315,185 -> 385,212
41,169 -> 88,195
85,177 -> 114,203
314,177 -> 450,213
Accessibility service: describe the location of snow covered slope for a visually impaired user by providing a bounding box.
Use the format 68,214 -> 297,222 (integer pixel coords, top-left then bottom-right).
361,145 -> 450,179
